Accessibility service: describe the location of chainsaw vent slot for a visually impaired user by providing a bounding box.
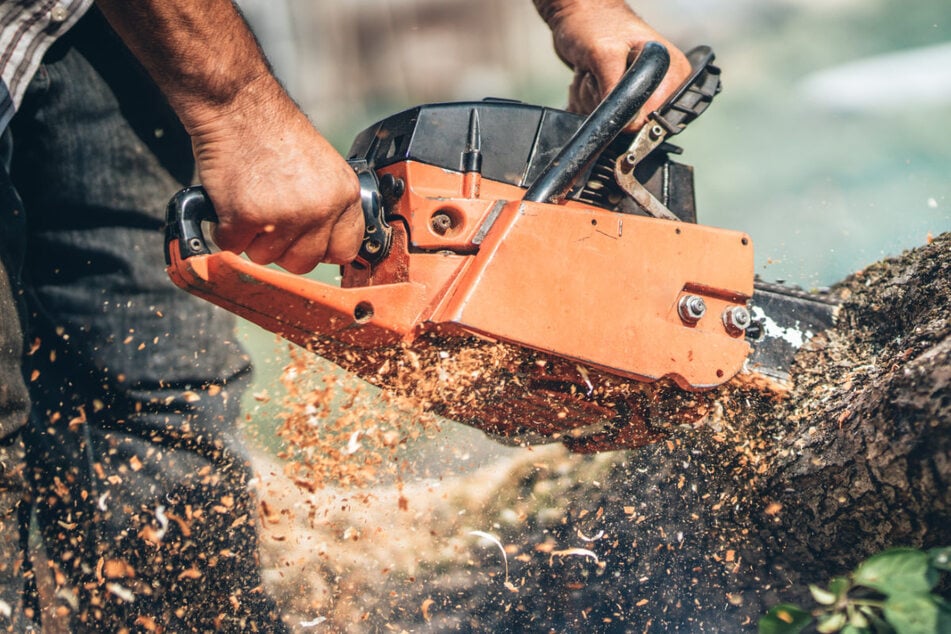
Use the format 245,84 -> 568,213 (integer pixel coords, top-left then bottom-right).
353,302 -> 374,324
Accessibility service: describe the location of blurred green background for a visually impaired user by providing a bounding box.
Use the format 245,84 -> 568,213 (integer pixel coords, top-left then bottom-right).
235,0 -> 950,450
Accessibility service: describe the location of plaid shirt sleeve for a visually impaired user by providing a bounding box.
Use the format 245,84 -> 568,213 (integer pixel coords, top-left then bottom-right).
0,0 -> 93,131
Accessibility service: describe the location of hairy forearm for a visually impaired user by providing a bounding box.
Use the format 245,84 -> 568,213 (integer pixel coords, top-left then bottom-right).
94,0 -> 286,132
94,0 -> 364,270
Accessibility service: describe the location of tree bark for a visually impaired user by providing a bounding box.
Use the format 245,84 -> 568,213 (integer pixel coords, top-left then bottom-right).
258,232 -> 950,632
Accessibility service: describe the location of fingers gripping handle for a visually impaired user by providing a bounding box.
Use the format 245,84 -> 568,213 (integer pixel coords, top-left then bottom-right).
164,169 -> 392,267
523,41 -> 670,204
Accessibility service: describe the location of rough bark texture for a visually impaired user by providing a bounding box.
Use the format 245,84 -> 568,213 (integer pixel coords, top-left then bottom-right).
257,233 -> 950,632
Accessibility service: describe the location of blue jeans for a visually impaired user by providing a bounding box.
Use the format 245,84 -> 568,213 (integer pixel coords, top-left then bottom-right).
0,11 -> 285,632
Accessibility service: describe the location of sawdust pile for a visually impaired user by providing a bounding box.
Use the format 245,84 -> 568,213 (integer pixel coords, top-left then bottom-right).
299,328 -> 728,454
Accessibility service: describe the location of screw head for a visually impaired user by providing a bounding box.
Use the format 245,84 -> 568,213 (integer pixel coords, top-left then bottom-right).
722,306 -> 752,335
431,212 -> 454,235
678,295 -> 706,324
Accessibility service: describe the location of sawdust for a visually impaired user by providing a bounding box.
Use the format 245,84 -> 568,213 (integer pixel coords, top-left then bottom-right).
261,309 -> 785,631
272,319 -> 770,497
259,234 -> 949,631
275,346 -> 441,493
292,327 -> 740,456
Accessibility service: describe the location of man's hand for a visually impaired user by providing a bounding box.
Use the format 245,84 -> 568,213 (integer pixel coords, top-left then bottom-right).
534,0 -> 692,129
188,76 -> 364,273
95,0 -> 364,274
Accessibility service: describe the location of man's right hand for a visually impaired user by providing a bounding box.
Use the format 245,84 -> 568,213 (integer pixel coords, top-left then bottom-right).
189,75 -> 365,274
95,0 -> 365,275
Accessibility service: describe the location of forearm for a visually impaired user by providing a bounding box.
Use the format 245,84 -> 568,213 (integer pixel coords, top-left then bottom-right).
93,0 -> 287,132
93,0 -> 364,271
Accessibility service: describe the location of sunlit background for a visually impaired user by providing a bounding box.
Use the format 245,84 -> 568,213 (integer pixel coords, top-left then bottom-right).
233,0 -> 950,448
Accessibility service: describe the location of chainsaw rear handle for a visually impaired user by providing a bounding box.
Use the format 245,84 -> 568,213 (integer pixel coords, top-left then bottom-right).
164,161 -> 392,267
164,185 -> 214,265
523,40 -> 670,204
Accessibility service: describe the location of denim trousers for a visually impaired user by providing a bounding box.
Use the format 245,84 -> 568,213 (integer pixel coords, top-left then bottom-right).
0,11 -> 285,632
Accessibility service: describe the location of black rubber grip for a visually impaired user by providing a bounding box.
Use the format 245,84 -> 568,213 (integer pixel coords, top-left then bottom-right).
523,41 -> 670,204
651,45 -> 721,136
164,186 -> 216,265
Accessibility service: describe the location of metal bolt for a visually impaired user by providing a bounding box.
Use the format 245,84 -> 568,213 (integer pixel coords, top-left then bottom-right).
187,237 -> 204,252
649,124 -> 664,140
431,212 -> 454,235
379,174 -> 405,202
722,306 -> 752,335
678,295 -> 706,324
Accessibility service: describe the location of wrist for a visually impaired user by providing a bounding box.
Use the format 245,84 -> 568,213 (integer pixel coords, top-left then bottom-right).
178,71 -> 293,138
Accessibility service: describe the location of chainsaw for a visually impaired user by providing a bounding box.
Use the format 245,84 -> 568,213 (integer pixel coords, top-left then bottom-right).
164,43 -> 837,452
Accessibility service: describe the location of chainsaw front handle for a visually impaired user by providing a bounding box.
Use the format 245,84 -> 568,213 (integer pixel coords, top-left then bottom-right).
523,40 -> 669,204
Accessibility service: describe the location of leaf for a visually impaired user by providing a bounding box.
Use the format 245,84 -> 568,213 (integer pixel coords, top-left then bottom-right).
858,605 -> 895,633
853,548 -> 938,596
817,612 -> 848,633
811,584 -> 838,606
882,593 -> 938,634
927,546 -> 951,572
829,576 -> 851,600
840,625 -> 873,634
849,608 -> 870,629
759,604 -> 812,634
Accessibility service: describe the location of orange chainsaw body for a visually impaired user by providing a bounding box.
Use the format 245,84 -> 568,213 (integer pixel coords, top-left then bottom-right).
167,160 -> 752,449
169,160 -> 752,387
165,45 -> 757,450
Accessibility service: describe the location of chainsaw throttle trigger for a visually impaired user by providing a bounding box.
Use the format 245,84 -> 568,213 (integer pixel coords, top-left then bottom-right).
164,186 -> 215,265
523,41 -> 670,204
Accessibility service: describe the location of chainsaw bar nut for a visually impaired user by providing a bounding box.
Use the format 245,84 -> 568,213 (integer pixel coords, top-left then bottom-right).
678,294 -> 707,325
722,305 -> 752,336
